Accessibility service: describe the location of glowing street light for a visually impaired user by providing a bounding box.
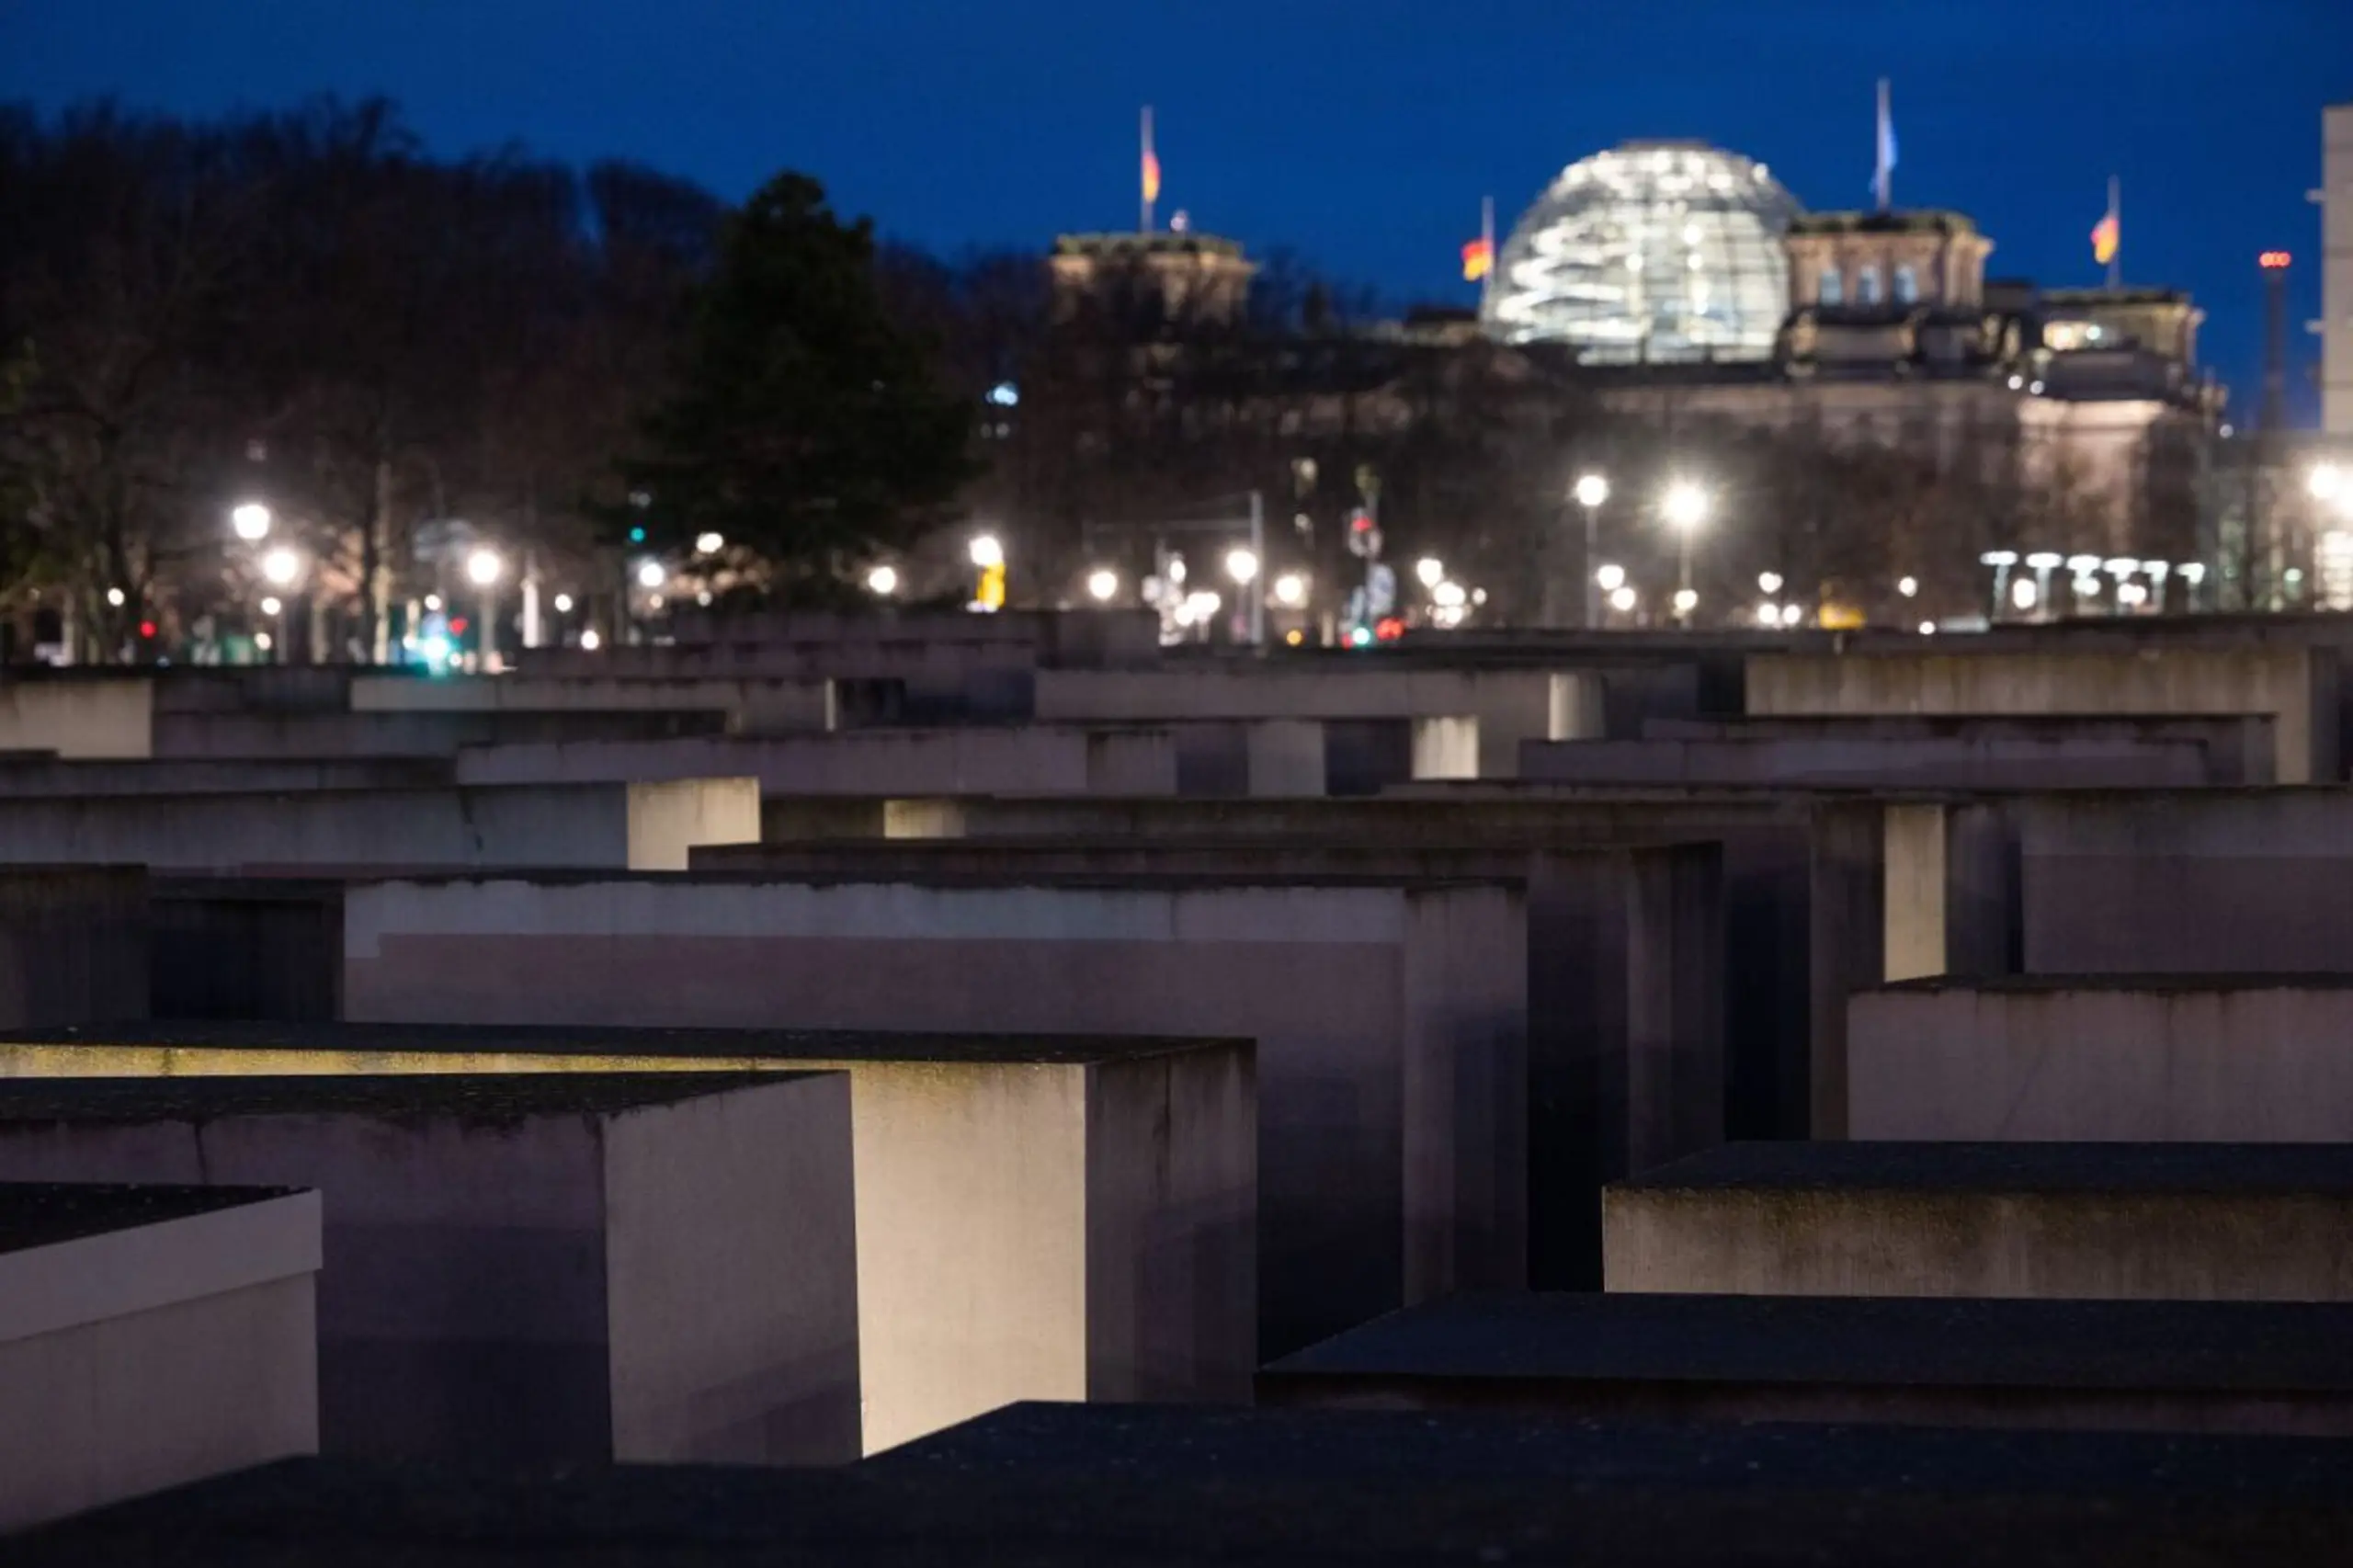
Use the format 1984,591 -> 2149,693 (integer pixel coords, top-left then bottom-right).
2309,464 -> 2344,503
1671,586 -> 1699,618
552,593 -> 574,614
1897,576 -> 1918,597
635,560 -> 667,590
694,531 -> 725,555
969,533 -> 1006,570
1432,580 -> 1467,609
578,628 -> 603,652
1086,568 -> 1120,602
1573,473 -> 1609,627
465,548 -> 504,587
1272,572 -> 1308,608
260,596 -> 283,618
1779,603 -> 1805,628
1415,556 -> 1445,589
1224,548 -> 1260,585
1757,571 -> 1783,595
1662,480 -> 1709,597
230,502 -> 273,541
262,548 -> 301,587
105,587 -> 126,608
1608,585 -> 1638,615
867,564 -> 900,597
1595,562 -> 1626,593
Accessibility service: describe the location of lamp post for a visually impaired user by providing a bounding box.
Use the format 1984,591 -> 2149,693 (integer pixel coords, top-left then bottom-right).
1662,481 -> 1708,613
1225,546 -> 1262,647
1574,473 -> 1608,628
466,547 -> 505,671
230,502 -> 273,542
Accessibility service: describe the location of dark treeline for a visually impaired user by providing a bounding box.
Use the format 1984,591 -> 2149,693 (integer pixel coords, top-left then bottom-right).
0,97 -> 726,657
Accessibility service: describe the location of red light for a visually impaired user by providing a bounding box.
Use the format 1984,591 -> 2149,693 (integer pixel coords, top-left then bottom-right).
1349,509 -> 1372,532
2260,251 -> 2292,270
138,620 -> 155,638
449,617 -> 469,635
1374,616 -> 1405,642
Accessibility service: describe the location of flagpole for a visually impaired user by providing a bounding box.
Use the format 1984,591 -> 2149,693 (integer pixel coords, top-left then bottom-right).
1141,106 -> 1155,233
1875,78 -> 1892,212
2107,175 -> 2120,290
1480,195 -> 1495,313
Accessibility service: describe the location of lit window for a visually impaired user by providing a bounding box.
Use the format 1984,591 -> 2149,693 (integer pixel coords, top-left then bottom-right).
1893,265 -> 1919,304
1818,267 -> 1844,306
1857,266 -> 1882,305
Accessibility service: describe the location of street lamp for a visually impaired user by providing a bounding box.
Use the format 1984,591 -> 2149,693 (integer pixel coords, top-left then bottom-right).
969,533 -> 1005,570
635,560 -> 666,591
1596,562 -> 1626,594
2312,464 -> 2346,504
231,502 -> 272,541
1897,576 -> 1918,598
1662,481 -> 1709,597
262,548 -> 301,587
1224,548 -> 1259,585
1086,568 -> 1120,603
1757,571 -> 1783,596
1415,556 -> 1445,590
1573,474 -> 1608,628
465,548 -> 506,669
694,531 -> 725,555
868,564 -> 900,597
465,548 -> 503,588
1272,572 -> 1308,608
1671,586 -> 1699,619
1608,585 -> 1638,616
552,593 -> 574,614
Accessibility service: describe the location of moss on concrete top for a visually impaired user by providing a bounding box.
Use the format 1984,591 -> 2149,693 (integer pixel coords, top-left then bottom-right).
2,1022 -> 1245,1068
1620,1141 -> 2353,1196
0,1181 -> 301,1255
0,1073 -> 806,1127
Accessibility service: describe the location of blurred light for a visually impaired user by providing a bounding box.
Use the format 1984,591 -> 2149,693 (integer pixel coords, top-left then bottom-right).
2006,375 -> 2025,392
2029,380 -> 2046,395
553,593 -> 574,614
465,548 -> 502,587
254,631 -> 273,652
2026,552 -> 2063,571
260,548 -> 300,586
1272,572 -> 1308,608
648,593 -> 665,609
420,633 -> 451,665
969,533 -> 1005,570
1608,585 -> 1638,613
1284,628 -> 1305,646
1918,620 -> 1937,635
1663,481 -> 1709,531
1348,626 -> 1373,648
696,590 -> 713,607
2104,558 -> 2140,576
1671,587 -> 1699,614
105,587 -> 125,608
987,381 -> 1019,407
1415,556 -> 1444,588
1224,548 -> 1259,585
1756,603 -> 1781,627
2179,562 -> 2208,585
2312,464 -> 2346,502
2066,554 -> 2103,574
2074,575 -> 2102,597
1757,571 -> 1783,595
1596,562 -> 1626,592
424,594 -> 443,612
1086,568 -> 1120,602
578,629 -> 603,652
260,596 -> 282,618
1574,473 -> 1609,508
231,502 -> 272,540
1897,576 -> 1918,597
2012,577 -> 2040,610
1432,580 -> 1467,608
2260,250 -> 2292,270
636,560 -> 666,590
1166,556 -> 1188,585
138,619 -> 156,640
868,564 -> 900,597
628,526 -> 646,544
448,617 -> 468,635
1471,587 -> 1487,607
695,531 -> 724,555
1779,603 -> 1804,628
2119,582 -> 2149,607
1980,551 -> 2018,567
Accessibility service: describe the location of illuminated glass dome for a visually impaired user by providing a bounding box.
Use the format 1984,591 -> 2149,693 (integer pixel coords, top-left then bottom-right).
1483,142 -> 1802,362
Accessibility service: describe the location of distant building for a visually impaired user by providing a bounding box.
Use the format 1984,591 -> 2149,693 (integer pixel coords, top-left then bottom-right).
1048,232 -> 1256,327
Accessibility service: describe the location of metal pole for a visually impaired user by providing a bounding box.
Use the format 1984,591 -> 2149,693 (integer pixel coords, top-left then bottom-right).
1582,502 -> 1599,628
1248,489 -> 1266,647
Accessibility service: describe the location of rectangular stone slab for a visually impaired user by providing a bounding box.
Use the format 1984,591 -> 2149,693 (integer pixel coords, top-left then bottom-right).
0,1181 -> 318,1531
0,1023 -> 1254,1456
336,875 -> 1519,1360
0,1073 -> 860,1466
1606,1142 -> 2353,1301
1850,977 -> 2353,1141
1256,1291 -> 2353,1436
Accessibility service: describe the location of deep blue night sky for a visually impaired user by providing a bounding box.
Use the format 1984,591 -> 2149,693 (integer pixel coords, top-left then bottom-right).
4,0 -> 2346,420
